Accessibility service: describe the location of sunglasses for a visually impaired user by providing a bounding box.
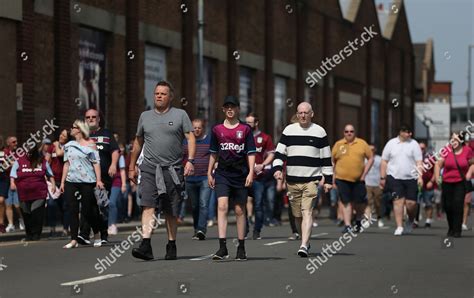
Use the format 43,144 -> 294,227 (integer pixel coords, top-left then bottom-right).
344,130 -> 354,133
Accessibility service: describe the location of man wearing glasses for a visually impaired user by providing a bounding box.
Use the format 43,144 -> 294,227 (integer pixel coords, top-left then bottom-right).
79,109 -> 119,246
273,102 -> 333,257
332,124 -> 374,233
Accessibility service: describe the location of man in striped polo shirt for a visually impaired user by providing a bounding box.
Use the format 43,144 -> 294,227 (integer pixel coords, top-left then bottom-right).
273,102 -> 333,257
183,118 -> 212,240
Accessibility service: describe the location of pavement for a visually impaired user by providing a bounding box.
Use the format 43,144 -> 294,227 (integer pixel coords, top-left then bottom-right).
0,210 -> 473,298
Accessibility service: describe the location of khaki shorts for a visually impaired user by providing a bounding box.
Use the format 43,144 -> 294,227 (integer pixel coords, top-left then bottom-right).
287,181 -> 318,217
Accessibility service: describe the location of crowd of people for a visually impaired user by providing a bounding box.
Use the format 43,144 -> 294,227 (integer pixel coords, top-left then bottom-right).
0,79 -> 472,260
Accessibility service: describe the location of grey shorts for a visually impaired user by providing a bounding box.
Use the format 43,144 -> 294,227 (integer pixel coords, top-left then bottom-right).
138,165 -> 185,217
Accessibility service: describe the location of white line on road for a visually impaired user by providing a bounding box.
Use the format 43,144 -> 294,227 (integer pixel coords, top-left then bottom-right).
311,233 -> 329,238
60,274 -> 123,286
264,241 -> 288,246
189,254 -> 214,261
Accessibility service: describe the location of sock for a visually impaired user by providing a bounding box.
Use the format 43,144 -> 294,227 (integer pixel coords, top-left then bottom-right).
168,240 -> 176,245
219,238 -> 227,248
238,239 -> 245,248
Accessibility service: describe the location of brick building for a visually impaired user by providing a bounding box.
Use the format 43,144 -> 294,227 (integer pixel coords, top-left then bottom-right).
0,0 -> 415,149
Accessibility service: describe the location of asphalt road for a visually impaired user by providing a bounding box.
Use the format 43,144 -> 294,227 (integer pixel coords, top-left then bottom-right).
0,216 -> 472,298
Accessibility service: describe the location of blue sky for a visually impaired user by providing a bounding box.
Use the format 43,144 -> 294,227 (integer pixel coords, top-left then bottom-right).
377,0 -> 474,106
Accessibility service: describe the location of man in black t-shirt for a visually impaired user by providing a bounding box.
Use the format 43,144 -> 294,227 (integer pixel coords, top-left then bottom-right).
78,109 -> 119,246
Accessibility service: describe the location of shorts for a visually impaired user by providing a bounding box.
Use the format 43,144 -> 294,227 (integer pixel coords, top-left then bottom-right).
335,179 -> 367,204
215,183 -> 248,204
287,181 -> 318,218
433,189 -> 442,204
0,176 -> 8,198
385,175 -> 417,201
420,189 -> 434,207
138,166 -> 184,217
6,189 -> 19,206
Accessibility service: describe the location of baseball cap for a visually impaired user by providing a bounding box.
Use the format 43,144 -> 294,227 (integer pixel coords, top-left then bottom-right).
223,96 -> 240,107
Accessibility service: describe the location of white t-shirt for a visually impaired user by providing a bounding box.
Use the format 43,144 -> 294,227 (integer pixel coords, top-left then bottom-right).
365,155 -> 381,187
381,137 -> 422,180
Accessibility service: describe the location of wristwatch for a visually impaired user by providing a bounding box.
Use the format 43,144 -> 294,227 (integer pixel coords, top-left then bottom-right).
188,159 -> 195,164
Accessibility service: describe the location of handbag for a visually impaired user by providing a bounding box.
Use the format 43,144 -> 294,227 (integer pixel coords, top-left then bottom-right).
452,150 -> 473,193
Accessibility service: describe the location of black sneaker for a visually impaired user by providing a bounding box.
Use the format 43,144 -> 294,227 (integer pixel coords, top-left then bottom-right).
342,225 -> 352,233
252,231 -> 261,240
196,230 -> 206,240
297,246 -> 309,258
235,246 -> 247,261
165,243 -> 177,260
424,222 -> 431,228
192,233 -> 199,240
212,247 -> 229,260
77,235 -> 91,245
132,241 -> 154,261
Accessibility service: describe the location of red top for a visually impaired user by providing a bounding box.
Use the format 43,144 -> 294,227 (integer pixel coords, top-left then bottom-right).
253,131 -> 274,179
443,146 -> 473,183
47,144 -> 64,183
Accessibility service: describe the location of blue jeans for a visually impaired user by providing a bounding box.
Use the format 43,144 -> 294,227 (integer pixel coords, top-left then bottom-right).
253,179 -> 276,232
186,178 -> 211,233
208,191 -> 217,220
108,186 -> 123,226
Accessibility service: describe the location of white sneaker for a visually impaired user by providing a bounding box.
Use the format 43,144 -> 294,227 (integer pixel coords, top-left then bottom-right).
394,227 -> 403,236
207,220 -> 214,227
312,222 -> 318,228
93,239 -> 102,247
108,225 -> 118,235
19,219 -> 25,231
5,224 -> 15,233
378,219 -> 384,228
462,224 -> 468,231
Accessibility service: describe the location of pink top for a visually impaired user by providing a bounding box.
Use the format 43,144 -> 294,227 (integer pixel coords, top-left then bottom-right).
443,146 -> 473,183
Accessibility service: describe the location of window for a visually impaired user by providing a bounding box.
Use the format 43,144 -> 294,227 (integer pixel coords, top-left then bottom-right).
371,100 -> 381,149
144,45 -> 167,111
197,58 -> 214,124
274,76 -> 287,139
239,67 -> 253,120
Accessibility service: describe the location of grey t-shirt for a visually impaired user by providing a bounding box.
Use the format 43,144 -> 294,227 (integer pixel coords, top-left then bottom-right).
136,107 -> 193,166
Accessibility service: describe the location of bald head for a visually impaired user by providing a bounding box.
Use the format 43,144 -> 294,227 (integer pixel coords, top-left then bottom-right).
297,102 -> 313,113
296,102 -> 314,128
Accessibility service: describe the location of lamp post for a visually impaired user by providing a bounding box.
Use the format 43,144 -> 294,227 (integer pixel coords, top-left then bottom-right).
468,45 -> 474,121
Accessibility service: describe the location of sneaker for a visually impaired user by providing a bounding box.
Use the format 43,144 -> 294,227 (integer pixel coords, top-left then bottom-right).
5,224 -> 15,233
462,224 -> 468,231
312,222 -> 318,228
288,233 -> 300,240
196,230 -> 206,240
108,225 -> 118,236
377,219 -> 384,228
207,220 -> 214,227
394,227 -> 403,236
19,219 -> 25,231
252,231 -> 261,240
336,220 -> 344,227
404,221 -> 413,234
77,235 -> 91,245
124,216 -> 132,223
165,243 -> 177,260
235,246 -> 247,261
93,239 -> 102,247
212,247 -> 229,260
192,233 -> 199,240
297,245 -> 309,258
132,241 -> 154,261
342,225 -> 352,233
100,239 -> 108,246
424,222 -> 431,228
0,224 -> 5,233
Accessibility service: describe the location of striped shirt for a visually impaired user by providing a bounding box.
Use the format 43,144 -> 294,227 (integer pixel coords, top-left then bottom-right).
183,134 -> 211,181
273,123 -> 333,184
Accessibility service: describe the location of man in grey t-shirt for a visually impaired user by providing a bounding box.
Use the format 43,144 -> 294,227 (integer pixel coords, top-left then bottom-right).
129,81 -> 196,261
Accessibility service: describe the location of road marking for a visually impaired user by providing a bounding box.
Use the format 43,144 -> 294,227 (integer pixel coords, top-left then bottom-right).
311,233 -> 329,238
189,254 -> 214,261
264,241 -> 288,246
60,274 -> 123,286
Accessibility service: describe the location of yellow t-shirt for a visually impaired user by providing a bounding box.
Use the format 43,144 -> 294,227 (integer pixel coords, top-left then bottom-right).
332,137 -> 372,182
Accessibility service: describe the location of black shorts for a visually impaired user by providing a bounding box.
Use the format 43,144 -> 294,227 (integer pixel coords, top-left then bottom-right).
0,175 -> 8,198
138,166 -> 184,217
215,183 -> 248,204
385,175 -> 417,201
336,179 -> 367,204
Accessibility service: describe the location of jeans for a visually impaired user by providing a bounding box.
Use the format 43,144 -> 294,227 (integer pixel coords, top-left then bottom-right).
208,190 -> 217,220
186,178 -> 211,233
253,179 -> 276,232
108,186 -> 123,226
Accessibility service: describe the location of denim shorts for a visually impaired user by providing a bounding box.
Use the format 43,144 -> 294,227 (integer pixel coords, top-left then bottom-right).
6,189 -> 19,206
420,189 -> 434,207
